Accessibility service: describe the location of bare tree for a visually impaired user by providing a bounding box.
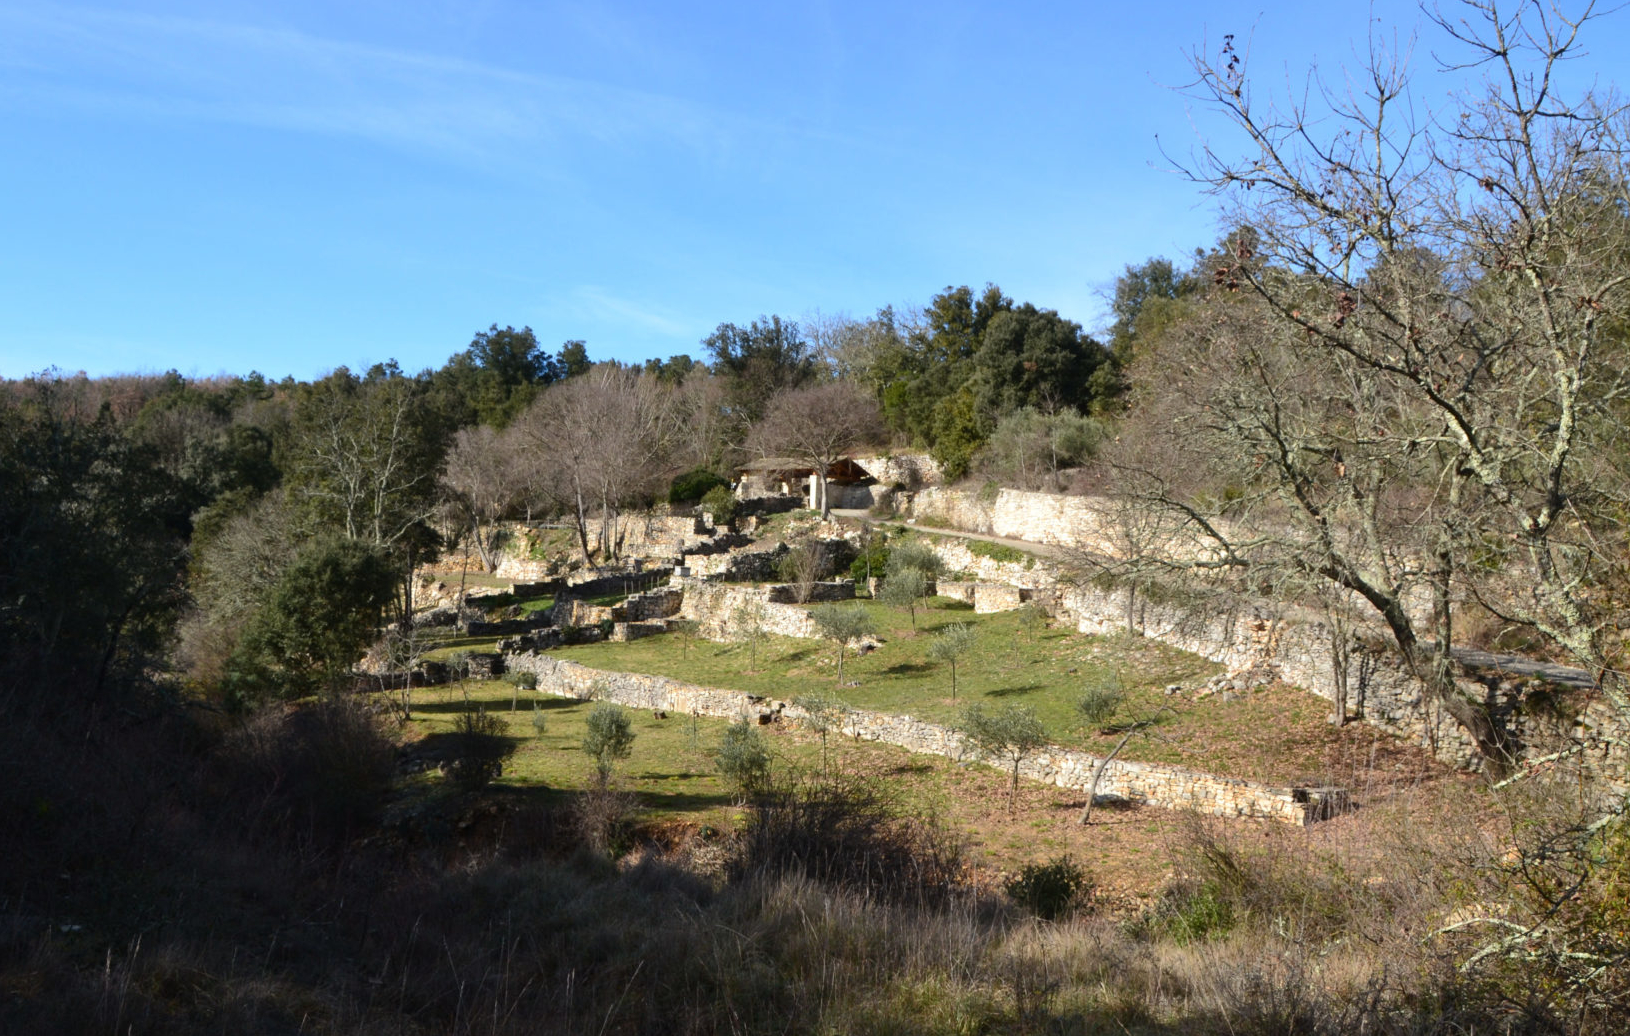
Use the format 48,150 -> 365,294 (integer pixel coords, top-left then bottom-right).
441,424 -> 521,573
514,365 -> 678,568
1109,1 -> 1630,769
749,381 -> 884,519
288,370 -> 444,548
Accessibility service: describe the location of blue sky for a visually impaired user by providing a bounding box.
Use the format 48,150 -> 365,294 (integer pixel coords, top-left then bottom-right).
3,1 -> 1628,380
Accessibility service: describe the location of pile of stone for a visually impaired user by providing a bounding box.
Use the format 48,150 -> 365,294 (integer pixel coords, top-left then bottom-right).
1195,662 -> 1282,701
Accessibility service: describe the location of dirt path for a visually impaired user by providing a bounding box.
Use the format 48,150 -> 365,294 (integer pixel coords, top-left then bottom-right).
828,508 -> 1071,561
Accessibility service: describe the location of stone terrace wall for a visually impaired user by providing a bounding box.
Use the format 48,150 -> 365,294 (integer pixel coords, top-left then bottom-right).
852,452 -> 943,489
1057,580 -> 1630,791
617,514 -> 717,559
502,654 -> 1335,824
927,538 -> 1056,589
907,486 -> 1231,563
908,486 -> 1113,550
688,544 -> 788,581
674,578 -> 819,640
905,536 -> 1629,790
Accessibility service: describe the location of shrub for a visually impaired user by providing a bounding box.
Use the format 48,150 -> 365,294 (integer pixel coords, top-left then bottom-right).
700,485 -> 737,523
776,539 -> 829,602
888,538 -> 944,578
1139,879 -> 1238,944
582,702 -> 635,785
449,706 -> 512,790
214,697 -> 396,845
967,540 -> 1030,566
571,784 -> 640,857
1006,855 -> 1091,920
716,718 -> 773,800
669,467 -> 728,504
849,540 -> 891,585
731,773 -> 967,907
510,670 -> 538,691
1077,675 -> 1125,729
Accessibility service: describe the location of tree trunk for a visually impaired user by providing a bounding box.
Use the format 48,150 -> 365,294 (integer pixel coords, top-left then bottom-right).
572,481 -> 595,570
472,516 -> 497,573
1079,727 -> 1140,825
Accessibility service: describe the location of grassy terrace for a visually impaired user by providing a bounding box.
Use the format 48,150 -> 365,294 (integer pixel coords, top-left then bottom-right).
403,678 -> 1230,896
552,597 -> 1378,786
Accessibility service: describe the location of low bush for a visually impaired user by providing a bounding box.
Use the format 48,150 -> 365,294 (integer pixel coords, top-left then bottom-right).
700,485 -> 737,523
212,697 -> 396,846
448,706 -> 513,789
1076,677 -> 1125,729
967,539 -> 1032,567
571,785 -> 641,857
849,539 -> 891,585
731,773 -> 967,908
1006,855 -> 1091,920
669,467 -> 728,503
716,718 -> 773,800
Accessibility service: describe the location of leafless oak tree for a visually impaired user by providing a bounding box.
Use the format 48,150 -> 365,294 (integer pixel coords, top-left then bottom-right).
1105,1 -> 1630,767
441,424 -> 522,573
749,381 -> 883,518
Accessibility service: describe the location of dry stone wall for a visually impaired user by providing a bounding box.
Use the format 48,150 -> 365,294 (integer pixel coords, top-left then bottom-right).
908,486 -> 1112,549
905,538 -> 1629,791
1056,580 -> 1629,792
500,654 -> 1339,824
851,453 -> 943,489
687,544 -> 788,581
673,578 -> 820,640
907,486 -> 1231,564
927,538 -> 1056,589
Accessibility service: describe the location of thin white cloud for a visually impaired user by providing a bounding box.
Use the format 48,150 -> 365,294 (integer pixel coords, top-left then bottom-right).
570,286 -> 692,339
0,3 -> 751,164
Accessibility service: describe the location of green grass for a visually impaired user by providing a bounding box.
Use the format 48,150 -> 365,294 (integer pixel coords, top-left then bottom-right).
548,599 -> 1366,784
398,678 -> 1199,887
406,681 -> 749,824
964,539 -> 1036,567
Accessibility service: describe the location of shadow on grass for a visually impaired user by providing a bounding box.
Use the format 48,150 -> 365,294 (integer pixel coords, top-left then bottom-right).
410,696 -> 584,717
882,661 -> 934,676
415,730 -> 525,757
1101,712 -> 1178,735
887,761 -> 935,776
984,683 -> 1047,698
637,789 -> 738,813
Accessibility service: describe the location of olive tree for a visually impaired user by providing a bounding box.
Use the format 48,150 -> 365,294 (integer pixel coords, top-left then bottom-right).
809,603 -> 876,686
955,703 -> 1049,814
926,622 -> 977,699
876,568 -> 929,631
731,599 -> 769,671
582,702 -> 635,787
716,717 -> 773,800
792,692 -> 850,775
